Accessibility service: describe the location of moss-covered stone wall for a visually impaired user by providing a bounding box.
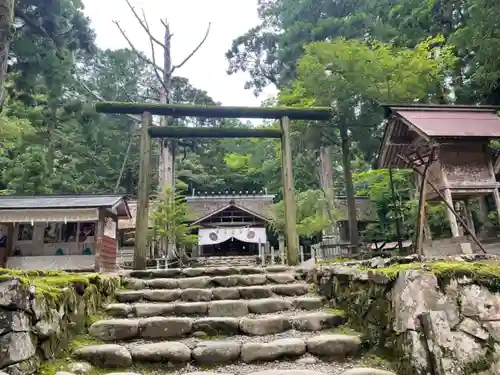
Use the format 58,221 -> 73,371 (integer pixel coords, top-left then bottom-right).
310,255 -> 500,375
0,270 -> 120,375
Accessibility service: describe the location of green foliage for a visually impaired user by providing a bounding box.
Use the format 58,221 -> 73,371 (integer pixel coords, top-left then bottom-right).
294,36 -> 457,106
269,189 -> 334,237
354,169 -> 451,242
149,185 -> 198,249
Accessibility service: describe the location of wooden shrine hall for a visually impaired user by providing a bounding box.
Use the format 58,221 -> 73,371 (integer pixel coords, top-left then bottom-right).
186,193 -> 274,257
378,104 -> 500,252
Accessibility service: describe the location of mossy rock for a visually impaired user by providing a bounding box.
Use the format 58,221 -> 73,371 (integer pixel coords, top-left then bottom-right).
363,260 -> 500,293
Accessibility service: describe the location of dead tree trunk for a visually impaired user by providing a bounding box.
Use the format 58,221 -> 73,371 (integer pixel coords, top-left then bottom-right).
158,20 -> 176,260
115,0 -> 211,267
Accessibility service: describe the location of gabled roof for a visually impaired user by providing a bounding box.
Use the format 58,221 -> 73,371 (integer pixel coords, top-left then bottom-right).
386,104 -> 500,138
185,194 -> 274,222
0,194 -> 131,218
378,104 -> 500,168
190,203 -> 269,226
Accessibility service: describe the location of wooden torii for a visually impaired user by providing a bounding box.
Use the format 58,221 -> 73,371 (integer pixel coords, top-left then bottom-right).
95,101 -> 333,269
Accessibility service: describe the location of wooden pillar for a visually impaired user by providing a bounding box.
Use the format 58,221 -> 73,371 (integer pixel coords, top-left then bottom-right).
492,190 -> 500,227
478,196 -> 492,235
463,199 -> 475,235
443,188 -> 460,237
134,112 -> 152,270
414,173 -> 432,240
280,116 -> 299,265
487,156 -> 500,228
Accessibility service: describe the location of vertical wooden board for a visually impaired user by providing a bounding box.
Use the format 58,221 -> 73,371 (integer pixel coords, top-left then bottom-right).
134,112 -> 152,270
280,116 -> 299,265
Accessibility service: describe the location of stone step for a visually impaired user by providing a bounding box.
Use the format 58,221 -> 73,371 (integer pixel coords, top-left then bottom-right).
122,273 -> 298,290
88,311 -> 346,341
115,283 -> 310,303
123,265 -> 293,279
106,296 -> 324,318
73,333 -> 363,368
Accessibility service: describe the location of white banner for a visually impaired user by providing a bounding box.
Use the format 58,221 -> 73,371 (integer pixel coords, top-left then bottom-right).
198,227 -> 266,246
104,218 -> 116,239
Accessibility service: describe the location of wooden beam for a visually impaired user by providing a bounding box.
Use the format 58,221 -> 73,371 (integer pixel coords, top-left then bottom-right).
414,148 -> 434,255
280,116 -> 299,265
398,154 -> 487,253
95,101 -> 332,121
134,112 -> 153,270
148,126 -> 282,139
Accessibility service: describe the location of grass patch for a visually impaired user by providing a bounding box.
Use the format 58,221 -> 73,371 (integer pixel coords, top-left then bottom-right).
37,334 -> 103,375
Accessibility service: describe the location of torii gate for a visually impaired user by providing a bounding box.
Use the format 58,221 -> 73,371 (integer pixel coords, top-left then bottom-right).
95,101 -> 332,269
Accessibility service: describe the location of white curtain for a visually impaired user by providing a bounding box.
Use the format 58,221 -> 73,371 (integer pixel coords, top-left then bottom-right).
198,227 -> 267,246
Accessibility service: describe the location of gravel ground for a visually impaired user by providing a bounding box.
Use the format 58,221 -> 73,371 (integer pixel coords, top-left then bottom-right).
99,355 -> 379,375
244,307 -> 326,319
177,356 -> 355,375
121,328 -> 351,349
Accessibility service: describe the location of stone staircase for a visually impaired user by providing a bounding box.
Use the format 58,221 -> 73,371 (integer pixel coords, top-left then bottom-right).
70,265 -> 397,375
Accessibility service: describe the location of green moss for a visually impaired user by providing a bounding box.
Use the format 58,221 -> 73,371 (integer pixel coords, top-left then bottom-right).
326,307 -> 346,317
317,258 -> 352,265
460,337 -> 497,374
363,260 -> 500,292
0,268 -> 119,308
37,334 -> 103,375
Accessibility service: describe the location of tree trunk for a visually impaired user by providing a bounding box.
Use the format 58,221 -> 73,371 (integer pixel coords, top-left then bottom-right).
318,146 -> 336,235
0,0 -> 15,108
158,21 -> 177,261
340,120 -> 359,248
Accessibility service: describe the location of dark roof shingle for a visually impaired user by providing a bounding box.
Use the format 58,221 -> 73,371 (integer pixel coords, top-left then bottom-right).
0,195 -> 125,209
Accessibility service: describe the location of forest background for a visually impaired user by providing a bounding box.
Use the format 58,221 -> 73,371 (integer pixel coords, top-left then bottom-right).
1,0 -> 500,243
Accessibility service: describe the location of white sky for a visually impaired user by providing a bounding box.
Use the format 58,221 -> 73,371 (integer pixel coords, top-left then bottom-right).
82,0 -> 277,108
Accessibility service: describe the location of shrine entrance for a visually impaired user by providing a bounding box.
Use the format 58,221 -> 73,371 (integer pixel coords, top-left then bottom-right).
189,199 -> 269,257
95,101 -> 332,269
201,238 -> 259,257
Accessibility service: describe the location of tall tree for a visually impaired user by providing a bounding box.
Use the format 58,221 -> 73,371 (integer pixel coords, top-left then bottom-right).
0,0 -> 15,107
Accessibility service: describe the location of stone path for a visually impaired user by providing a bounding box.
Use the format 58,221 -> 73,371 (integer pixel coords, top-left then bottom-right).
64,265 -> 397,375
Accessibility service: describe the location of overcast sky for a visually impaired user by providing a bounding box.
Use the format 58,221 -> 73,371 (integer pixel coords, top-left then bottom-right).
82,0 -> 277,108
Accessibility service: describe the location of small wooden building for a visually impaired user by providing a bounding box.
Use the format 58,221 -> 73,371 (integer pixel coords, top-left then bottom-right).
186,193 -> 274,257
0,195 -> 131,271
378,104 -> 500,241
334,196 -> 378,243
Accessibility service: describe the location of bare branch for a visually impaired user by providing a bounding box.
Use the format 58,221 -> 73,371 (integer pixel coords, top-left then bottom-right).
171,22 -> 211,74
140,9 -> 169,94
113,20 -> 165,74
123,0 -> 166,49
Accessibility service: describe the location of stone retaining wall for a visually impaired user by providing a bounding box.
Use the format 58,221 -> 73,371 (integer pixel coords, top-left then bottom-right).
0,274 -> 120,375
310,255 -> 500,375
